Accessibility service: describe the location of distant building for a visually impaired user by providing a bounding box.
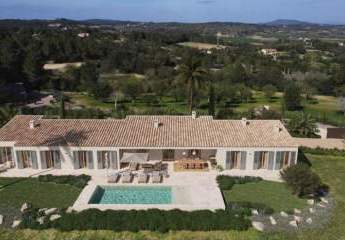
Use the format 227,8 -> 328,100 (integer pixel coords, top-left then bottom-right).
261,49 -> 278,60
48,23 -> 62,28
339,42 -> 344,47
78,32 -> 90,38
327,128 -> 345,139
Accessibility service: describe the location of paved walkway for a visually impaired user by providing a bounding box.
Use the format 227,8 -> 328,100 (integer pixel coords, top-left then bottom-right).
295,138 -> 345,150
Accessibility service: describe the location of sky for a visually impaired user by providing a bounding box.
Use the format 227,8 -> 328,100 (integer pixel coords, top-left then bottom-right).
1,0 -> 345,24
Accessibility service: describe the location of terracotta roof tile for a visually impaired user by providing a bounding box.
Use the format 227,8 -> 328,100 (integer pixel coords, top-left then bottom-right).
0,115 -> 297,148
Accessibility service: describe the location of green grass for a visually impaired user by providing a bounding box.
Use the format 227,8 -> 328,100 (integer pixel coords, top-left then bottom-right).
223,181 -> 307,212
0,178 -> 81,209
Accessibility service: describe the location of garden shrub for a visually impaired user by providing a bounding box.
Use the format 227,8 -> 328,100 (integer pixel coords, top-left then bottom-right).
38,174 -> 91,189
280,164 -> 322,197
228,201 -> 274,215
216,175 -> 262,190
20,208 -> 251,232
300,147 -> 345,157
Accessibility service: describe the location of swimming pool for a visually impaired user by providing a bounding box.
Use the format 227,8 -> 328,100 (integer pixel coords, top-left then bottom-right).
89,186 -> 172,204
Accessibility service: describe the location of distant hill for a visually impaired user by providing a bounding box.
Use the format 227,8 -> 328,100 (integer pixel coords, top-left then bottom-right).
265,19 -> 318,26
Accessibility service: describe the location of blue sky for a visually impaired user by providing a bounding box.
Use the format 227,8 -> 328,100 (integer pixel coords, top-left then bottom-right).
1,0 -> 345,24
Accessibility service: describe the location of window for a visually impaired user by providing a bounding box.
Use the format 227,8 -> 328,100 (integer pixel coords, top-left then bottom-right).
275,151 -> 295,170
0,147 -> 13,165
226,151 -> 247,170
97,151 -> 118,169
40,151 -> 61,169
73,151 -> 93,169
254,151 -> 274,170
16,151 -> 38,169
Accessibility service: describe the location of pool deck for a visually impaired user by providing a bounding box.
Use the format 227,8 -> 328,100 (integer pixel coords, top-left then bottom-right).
0,163 -> 281,212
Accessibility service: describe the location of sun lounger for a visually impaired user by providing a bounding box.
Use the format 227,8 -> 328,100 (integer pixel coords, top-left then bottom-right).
138,173 -> 148,183
0,163 -> 8,173
107,173 -> 119,183
152,172 -> 162,183
129,162 -> 138,171
122,172 -> 133,183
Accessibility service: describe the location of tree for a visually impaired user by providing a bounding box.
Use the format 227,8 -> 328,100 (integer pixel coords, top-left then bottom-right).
0,104 -> 17,127
208,83 -> 216,116
237,84 -> 252,103
283,82 -> 302,110
80,63 -> 99,93
59,94 -> 66,119
119,77 -> 143,102
281,164 -> 322,197
262,84 -> 277,100
288,113 -> 319,137
178,53 -> 206,112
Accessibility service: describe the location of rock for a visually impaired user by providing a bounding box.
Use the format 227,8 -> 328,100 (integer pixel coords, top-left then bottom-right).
37,217 -> 45,225
66,207 -> 73,213
269,216 -> 277,225
289,220 -> 298,228
306,218 -> 313,224
49,214 -> 61,221
252,221 -> 265,232
309,208 -> 315,213
251,209 -> 259,215
0,215 -> 3,225
21,202 -> 30,213
44,208 -> 57,215
280,211 -> 289,217
318,203 -> 326,208
294,215 -> 303,223
320,197 -> 329,204
38,208 -> 48,213
307,199 -> 315,205
294,208 -> 301,214
12,220 -> 21,228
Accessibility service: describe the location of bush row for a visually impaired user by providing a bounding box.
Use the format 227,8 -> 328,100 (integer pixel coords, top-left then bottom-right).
300,147 -> 345,157
20,208 -> 251,232
38,174 -> 91,189
228,201 -> 274,215
216,175 -> 262,190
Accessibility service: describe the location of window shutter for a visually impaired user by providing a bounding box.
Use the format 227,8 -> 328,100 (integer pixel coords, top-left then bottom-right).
87,151 -> 94,169
225,151 -> 231,170
73,152 -> 79,169
40,152 -> 47,169
275,152 -> 282,170
55,151 -> 62,169
254,152 -> 260,169
111,151 -> 118,169
240,151 -> 247,170
290,152 -> 297,165
30,152 -> 38,169
268,152 -> 274,170
97,152 -> 103,169
16,151 -> 23,169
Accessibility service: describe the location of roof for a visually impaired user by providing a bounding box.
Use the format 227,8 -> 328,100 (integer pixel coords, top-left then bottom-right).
0,115 -> 297,148
326,128 -> 345,139
120,153 -> 149,163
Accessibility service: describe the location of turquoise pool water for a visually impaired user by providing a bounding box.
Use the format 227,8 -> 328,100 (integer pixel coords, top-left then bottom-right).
89,186 -> 172,204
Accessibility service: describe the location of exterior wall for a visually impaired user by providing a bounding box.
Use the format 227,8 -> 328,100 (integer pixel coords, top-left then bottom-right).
216,147 -> 299,171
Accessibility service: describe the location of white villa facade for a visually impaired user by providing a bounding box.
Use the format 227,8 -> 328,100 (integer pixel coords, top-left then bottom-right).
0,114 -> 298,175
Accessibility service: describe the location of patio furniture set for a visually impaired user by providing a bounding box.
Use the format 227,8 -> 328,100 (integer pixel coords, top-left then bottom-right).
107,161 -> 169,184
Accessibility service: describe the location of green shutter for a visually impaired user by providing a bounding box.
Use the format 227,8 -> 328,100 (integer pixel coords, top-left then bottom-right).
87,151 -> 94,169
225,152 -> 231,169
268,152 -> 274,170
253,152 -> 260,169
31,152 -> 38,169
240,151 -> 247,170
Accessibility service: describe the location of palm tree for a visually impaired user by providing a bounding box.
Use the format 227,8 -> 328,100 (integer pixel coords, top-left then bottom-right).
178,54 -> 206,113
0,104 -> 17,127
288,113 -> 319,137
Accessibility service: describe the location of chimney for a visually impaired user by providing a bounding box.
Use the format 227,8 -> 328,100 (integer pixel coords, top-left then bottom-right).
192,111 -> 197,119
241,118 -> 249,126
153,119 -> 160,129
29,120 -> 36,129
274,125 -> 283,133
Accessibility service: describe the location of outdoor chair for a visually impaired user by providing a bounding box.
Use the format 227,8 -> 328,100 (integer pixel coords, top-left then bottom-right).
122,172 -> 133,183
129,162 -> 138,171
138,172 -> 149,183
107,173 -> 120,183
152,171 -> 162,183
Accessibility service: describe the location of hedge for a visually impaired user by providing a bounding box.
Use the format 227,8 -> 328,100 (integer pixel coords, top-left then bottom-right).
20,208 -> 251,232
216,175 -> 262,190
38,174 -> 91,189
228,201 -> 274,215
300,147 -> 345,156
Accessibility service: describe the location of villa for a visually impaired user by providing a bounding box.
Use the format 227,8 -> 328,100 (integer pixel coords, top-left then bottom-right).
0,113 -> 298,175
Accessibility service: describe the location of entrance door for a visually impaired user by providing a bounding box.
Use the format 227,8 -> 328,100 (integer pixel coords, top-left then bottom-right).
163,150 -> 175,161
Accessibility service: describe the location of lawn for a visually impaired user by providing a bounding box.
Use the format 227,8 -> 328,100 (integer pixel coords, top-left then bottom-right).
0,178 -> 81,209
223,181 -> 307,212
0,152 -> 344,239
